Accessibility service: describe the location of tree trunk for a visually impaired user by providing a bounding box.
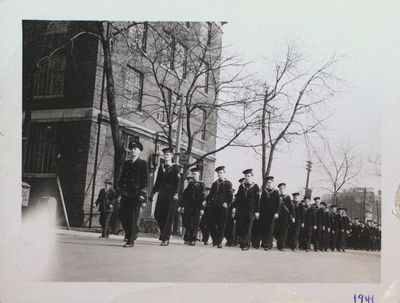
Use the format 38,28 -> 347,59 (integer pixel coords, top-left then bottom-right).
98,22 -> 123,184
261,90 -> 268,186
265,144 -> 275,177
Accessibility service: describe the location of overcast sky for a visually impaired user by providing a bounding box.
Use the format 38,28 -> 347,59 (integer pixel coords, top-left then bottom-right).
213,1 -> 398,196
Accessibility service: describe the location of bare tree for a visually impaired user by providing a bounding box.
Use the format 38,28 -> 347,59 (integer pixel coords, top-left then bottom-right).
314,141 -> 362,204
237,45 -> 341,184
112,22 -> 255,178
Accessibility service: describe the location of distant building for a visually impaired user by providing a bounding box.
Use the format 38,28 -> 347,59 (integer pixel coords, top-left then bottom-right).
22,21 -> 222,227
322,187 -> 381,222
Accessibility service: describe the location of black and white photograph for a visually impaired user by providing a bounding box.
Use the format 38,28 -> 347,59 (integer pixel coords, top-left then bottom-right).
1,0 -> 400,302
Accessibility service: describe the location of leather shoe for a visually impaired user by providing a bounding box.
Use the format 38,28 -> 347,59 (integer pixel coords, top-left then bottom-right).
123,242 -> 134,248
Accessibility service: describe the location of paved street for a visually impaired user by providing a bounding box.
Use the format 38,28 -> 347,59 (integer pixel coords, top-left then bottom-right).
34,229 -> 380,283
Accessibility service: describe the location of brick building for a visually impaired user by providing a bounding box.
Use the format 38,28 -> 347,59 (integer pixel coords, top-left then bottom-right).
22,21 -> 222,227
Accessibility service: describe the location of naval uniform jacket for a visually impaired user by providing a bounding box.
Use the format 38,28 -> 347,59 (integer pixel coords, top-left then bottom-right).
293,201 -> 305,224
118,158 -> 148,200
206,179 -> 233,207
181,181 -> 206,212
279,195 -> 294,217
259,188 -> 280,216
153,163 -> 181,198
235,182 -> 261,216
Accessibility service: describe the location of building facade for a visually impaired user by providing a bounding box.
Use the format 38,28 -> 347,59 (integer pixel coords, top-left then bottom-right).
23,21 -> 222,227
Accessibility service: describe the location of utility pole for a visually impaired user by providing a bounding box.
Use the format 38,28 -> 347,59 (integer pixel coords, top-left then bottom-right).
362,187 -> 367,222
305,161 -> 312,197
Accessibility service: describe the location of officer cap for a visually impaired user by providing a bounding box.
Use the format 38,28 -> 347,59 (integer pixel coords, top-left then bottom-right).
242,168 -> 253,175
330,205 -> 337,208
238,178 -> 245,183
104,178 -> 113,185
320,202 -> 327,206
215,166 -> 225,172
303,196 -> 311,200
277,183 -> 286,188
162,147 -> 174,154
313,197 -> 321,201
128,140 -> 143,151
264,175 -> 274,181
292,192 -> 300,197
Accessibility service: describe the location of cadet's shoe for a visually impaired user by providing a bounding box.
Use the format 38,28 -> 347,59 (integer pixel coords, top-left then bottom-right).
184,241 -> 189,245
123,242 -> 134,248
291,248 -> 295,252
188,241 -> 195,246
278,248 -> 286,251
217,244 -> 222,248
242,247 -> 249,251
263,247 -> 270,251
160,240 -> 169,246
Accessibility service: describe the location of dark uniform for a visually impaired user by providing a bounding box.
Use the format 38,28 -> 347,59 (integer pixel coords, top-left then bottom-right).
199,187 -> 212,244
225,188 -> 238,247
303,203 -> 316,251
152,160 -> 181,244
275,188 -> 294,251
118,151 -> 148,246
288,196 -> 305,251
95,180 -> 117,238
235,181 -> 261,250
329,208 -> 340,251
315,206 -> 325,251
322,208 -> 331,251
180,179 -> 206,244
180,177 -> 193,243
207,176 -> 234,247
259,184 -> 280,250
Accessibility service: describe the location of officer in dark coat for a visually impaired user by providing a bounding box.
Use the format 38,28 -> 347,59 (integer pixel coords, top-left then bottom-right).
206,166 -> 234,248
275,183 -> 294,251
234,169 -> 260,251
351,217 -> 361,249
259,176 -> 280,251
329,205 -> 340,251
321,202 -> 331,251
94,178 -> 117,238
314,197 -> 324,251
179,167 -> 206,245
337,207 -> 350,252
151,148 -> 181,246
117,141 -> 148,247
287,192 -> 304,251
200,187 -> 212,244
303,196 -> 317,252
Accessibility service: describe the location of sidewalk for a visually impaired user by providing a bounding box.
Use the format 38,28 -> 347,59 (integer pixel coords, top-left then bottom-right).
54,227 -> 183,244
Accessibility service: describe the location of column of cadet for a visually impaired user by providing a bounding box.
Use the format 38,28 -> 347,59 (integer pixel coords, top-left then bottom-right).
94,141 -> 381,251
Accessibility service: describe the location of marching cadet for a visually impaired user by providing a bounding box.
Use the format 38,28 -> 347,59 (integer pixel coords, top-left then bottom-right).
225,180 -> 242,247
275,183 -> 293,251
336,207 -> 348,252
303,196 -> 317,252
321,202 -> 331,251
329,205 -> 340,251
352,217 -> 361,250
206,166 -> 234,248
117,141 -> 148,248
150,148 -> 181,246
314,197 -> 325,251
288,193 -> 305,251
179,176 -> 194,244
200,187 -> 212,244
94,178 -> 117,239
233,169 -> 260,251
259,176 -> 280,251
179,167 -> 206,246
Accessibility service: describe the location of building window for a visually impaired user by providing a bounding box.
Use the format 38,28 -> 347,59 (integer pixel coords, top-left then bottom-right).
33,54 -> 66,97
124,65 -> 144,110
128,22 -> 148,52
174,41 -> 187,79
24,123 -> 59,174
